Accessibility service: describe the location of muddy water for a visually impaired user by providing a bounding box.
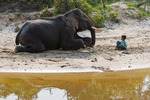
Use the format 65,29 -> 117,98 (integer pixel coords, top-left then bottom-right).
0,69 -> 150,100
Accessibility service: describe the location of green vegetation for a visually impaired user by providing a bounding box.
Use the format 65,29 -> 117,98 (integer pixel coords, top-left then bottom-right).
90,14 -> 105,27
137,8 -> 150,19
125,1 -> 150,19
125,1 -> 136,7
0,0 -> 121,27
89,5 -> 119,27
37,7 -> 55,17
126,1 -> 136,10
35,0 -> 150,27
109,11 -> 119,21
1,0 -> 150,27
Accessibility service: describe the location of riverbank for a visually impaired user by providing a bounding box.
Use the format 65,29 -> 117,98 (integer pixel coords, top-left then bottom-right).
0,2 -> 150,73
0,17 -> 150,73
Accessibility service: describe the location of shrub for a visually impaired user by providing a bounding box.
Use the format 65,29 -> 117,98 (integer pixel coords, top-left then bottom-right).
54,0 -> 75,14
109,11 -> 119,21
86,0 -> 100,6
54,0 -> 93,15
137,10 -> 150,19
77,0 -> 93,15
125,1 -> 136,7
89,13 -> 105,27
37,7 -> 55,17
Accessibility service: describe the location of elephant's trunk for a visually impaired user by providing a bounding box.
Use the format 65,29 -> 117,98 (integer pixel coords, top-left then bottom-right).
89,26 -> 103,47
90,28 -> 95,47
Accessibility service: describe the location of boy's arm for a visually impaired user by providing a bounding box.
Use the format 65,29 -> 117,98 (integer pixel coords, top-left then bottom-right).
121,41 -> 127,48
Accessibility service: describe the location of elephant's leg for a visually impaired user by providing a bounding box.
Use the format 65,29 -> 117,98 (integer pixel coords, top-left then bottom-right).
61,39 -> 86,50
74,33 -> 92,47
15,38 -> 45,53
61,28 -> 86,50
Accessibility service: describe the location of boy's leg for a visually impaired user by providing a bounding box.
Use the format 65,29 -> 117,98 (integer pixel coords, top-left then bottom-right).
120,46 -> 126,50
115,41 -> 121,50
116,45 -> 124,50
115,45 -> 119,50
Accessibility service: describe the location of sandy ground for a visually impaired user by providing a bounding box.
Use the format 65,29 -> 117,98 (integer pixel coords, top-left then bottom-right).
0,3 -> 150,73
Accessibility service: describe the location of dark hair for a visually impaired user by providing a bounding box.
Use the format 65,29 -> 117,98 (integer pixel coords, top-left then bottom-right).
122,35 -> 126,39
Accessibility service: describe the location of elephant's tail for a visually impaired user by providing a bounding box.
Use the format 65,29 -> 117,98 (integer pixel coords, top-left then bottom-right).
15,22 -> 28,45
15,32 -> 20,45
15,28 -> 23,45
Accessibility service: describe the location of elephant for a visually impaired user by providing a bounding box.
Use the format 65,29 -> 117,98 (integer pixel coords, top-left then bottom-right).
15,8 -> 98,53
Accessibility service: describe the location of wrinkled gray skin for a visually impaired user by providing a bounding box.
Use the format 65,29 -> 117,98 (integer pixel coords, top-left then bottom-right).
15,8 -> 95,53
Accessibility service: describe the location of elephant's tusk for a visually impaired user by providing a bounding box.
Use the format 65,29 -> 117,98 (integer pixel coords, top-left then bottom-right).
95,29 -> 103,33
91,26 -> 97,30
91,26 -> 103,33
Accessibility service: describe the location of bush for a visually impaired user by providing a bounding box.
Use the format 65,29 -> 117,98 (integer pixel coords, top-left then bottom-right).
137,10 -> 150,19
77,0 -> 93,15
109,11 -> 119,21
89,13 -> 105,27
37,7 -> 55,17
86,0 -> 100,6
54,0 -> 93,15
54,0 -> 75,14
125,1 -> 136,7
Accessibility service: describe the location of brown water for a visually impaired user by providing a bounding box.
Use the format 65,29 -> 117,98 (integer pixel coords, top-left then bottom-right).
0,69 -> 150,100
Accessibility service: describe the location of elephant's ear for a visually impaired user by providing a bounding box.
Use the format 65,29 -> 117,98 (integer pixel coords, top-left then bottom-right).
66,13 -> 78,29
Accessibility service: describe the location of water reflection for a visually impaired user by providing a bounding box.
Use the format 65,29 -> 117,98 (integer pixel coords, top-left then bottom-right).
0,69 -> 150,100
37,88 -> 67,100
1,94 -> 18,100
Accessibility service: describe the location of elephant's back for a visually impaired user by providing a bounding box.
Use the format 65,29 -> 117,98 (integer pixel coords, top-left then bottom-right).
19,19 -> 62,49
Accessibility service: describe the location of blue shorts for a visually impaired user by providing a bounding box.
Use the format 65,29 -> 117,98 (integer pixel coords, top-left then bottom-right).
116,41 -> 121,45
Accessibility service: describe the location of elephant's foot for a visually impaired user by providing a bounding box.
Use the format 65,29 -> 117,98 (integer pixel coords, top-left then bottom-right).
15,46 -> 25,53
15,44 -> 45,53
74,35 -> 92,47
82,37 -> 92,47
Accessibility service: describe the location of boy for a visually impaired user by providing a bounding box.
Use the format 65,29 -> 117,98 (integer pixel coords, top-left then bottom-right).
116,35 -> 127,50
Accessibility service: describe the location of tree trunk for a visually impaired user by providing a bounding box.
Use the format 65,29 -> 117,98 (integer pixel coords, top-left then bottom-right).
144,0 -> 148,10
102,0 -> 106,8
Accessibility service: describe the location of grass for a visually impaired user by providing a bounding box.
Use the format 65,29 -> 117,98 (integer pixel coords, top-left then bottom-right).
125,1 -> 136,7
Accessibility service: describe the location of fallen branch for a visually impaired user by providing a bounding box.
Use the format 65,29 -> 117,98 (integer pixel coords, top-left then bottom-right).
137,0 -> 148,7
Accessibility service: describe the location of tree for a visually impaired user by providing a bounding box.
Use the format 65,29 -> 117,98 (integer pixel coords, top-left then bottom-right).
102,0 -> 105,8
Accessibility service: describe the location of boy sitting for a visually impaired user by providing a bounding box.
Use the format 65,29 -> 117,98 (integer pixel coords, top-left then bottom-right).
116,35 -> 127,50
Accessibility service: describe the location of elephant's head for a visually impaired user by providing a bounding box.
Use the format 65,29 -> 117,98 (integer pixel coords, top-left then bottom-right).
63,8 -> 96,46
